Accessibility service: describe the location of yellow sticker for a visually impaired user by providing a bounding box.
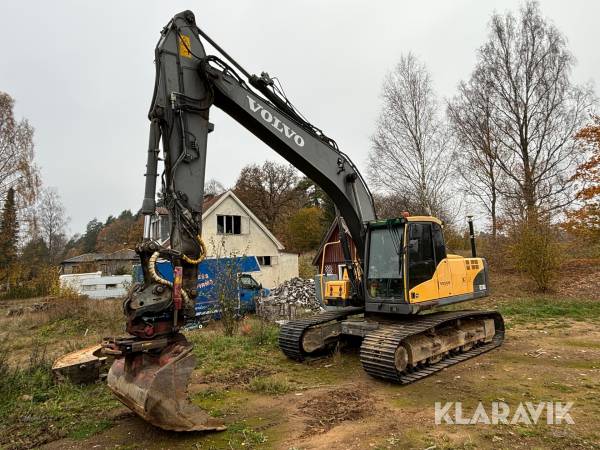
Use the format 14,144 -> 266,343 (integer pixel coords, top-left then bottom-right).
179,35 -> 192,58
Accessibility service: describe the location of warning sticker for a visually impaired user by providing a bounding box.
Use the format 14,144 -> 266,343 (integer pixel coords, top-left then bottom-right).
179,35 -> 192,58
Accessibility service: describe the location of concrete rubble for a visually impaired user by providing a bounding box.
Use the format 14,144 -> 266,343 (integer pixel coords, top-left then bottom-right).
257,277 -> 324,323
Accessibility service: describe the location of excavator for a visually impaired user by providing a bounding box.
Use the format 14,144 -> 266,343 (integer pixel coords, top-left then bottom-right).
101,10 -> 504,432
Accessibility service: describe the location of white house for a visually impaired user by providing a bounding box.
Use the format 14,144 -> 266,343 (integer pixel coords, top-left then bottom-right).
150,190 -> 298,288
59,272 -> 132,299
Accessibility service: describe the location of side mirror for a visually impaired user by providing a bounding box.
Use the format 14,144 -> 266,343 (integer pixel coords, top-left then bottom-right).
259,283 -> 263,290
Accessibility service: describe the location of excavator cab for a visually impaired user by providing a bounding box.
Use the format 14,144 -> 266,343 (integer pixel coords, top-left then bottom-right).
364,215 -> 489,314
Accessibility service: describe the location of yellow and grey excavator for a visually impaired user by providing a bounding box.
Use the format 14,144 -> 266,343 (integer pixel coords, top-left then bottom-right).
102,10 -> 504,431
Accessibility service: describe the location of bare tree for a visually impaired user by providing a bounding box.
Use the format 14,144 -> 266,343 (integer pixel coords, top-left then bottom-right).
36,187 -> 69,264
233,160 -> 302,233
448,68 -> 505,238
0,92 -> 41,212
476,1 -> 595,221
368,53 -> 454,220
204,178 -> 226,196
372,192 -> 419,220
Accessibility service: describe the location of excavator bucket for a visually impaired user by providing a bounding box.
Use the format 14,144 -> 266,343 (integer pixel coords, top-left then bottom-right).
106,339 -> 226,432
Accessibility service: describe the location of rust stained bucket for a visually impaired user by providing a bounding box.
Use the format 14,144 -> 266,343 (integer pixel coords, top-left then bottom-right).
107,337 -> 226,432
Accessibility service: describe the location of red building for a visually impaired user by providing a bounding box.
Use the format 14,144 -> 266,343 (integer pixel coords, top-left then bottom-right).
312,220 -> 358,278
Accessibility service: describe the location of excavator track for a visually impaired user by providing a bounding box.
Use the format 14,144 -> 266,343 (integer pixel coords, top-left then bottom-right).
360,310 -> 504,384
279,307 -> 364,360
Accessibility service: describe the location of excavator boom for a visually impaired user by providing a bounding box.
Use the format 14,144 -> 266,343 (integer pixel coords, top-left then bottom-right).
103,10 -> 375,431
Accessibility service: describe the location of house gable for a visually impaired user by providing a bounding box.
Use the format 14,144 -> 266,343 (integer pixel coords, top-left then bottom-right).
201,190 -> 285,251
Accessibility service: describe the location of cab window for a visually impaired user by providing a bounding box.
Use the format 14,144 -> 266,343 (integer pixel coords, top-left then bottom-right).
366,225 -> 404,299
408,223 -> 435,290
432,223 -> 446,264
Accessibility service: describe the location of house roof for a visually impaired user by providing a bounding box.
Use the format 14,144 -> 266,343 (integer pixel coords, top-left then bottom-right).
61,253 -> 99,264
311,219 -> 352,266
202,193 -> 224,211
61,249 -> 138,265
103,249 -> 138,260
202,190 -> 285,251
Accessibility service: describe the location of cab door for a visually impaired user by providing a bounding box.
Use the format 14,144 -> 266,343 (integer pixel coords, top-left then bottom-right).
432,223 -> 451,298
407,222 -> 437,301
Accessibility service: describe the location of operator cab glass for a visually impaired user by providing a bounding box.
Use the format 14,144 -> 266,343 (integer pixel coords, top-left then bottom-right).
407,222 -> 447,290
367,224 -> 404,299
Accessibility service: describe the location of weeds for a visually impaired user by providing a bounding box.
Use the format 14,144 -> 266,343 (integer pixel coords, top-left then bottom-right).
0,342 -> 118,449
226,422 -> 268,448
188,317 -> 280,376
498,297 -> 600,323
246,317 -> 279,347
248,374 -> 292,395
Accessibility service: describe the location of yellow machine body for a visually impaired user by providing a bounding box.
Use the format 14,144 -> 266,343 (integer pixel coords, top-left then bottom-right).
408,255 -> 486,303
401,216 -> 488,307
324,268 -> 352,306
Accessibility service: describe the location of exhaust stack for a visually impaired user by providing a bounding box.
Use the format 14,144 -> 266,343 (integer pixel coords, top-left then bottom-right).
467,216 -> 477,258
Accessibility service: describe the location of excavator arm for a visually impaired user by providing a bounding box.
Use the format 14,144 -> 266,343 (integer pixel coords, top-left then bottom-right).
144,10 -> 375,251
103,10 -> 375,432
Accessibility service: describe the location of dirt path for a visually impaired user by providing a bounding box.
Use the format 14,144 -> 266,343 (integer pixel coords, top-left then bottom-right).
41,319 -> 600,450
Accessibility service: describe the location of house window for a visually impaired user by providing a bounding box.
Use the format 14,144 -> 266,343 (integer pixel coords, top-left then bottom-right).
106,284 -> 118,289
257,256 -> 272,266
151,219 -> 160,240
160,215 -> 170,241
217,215 -> 241,235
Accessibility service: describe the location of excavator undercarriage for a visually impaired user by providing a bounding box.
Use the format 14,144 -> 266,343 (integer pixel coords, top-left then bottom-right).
280,309 -> 504,383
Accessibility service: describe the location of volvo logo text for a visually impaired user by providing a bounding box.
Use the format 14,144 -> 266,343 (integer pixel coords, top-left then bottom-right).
247,96 -> 305,147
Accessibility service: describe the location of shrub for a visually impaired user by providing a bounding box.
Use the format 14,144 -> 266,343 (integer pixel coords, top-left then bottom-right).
510,219 -> 560,292
0,264 -> 60,300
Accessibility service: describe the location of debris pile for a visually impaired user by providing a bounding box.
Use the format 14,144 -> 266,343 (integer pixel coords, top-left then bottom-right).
257,277 -> 324,323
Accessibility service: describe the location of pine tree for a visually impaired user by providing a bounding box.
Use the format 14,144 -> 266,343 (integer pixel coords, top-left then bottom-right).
0,187 -> 19,271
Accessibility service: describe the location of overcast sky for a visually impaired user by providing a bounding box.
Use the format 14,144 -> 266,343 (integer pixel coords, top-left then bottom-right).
1,0 -> 598,234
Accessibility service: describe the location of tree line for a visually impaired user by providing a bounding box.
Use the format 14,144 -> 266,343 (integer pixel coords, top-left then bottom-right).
367,1 -> 598,290
0,92 -> 70,296
1,1 -> 599,297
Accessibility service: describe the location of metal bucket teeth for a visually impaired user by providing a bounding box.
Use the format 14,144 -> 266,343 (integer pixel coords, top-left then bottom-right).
107,339 -> 226,432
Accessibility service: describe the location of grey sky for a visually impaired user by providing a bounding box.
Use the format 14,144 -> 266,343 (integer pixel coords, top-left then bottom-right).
1,0 -> 598,234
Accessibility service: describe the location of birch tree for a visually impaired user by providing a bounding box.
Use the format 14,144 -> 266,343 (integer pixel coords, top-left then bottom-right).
448,68 -> 504,238
476,1 -> 594,221
0,92 -> 41,211
36,188 -> 69,264
368,53 -> 454,220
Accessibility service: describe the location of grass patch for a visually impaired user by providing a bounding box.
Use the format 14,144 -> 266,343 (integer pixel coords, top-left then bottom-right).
498,297 -> 600,323
190,420 -> 270,449
0,342 -> 119,449
68,419 -> 113,439
187,317 -> 281,376
227,422 -> 268,446
248,374 -> 292,395
563,339 -> 600,349
193,388 -> 235,417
